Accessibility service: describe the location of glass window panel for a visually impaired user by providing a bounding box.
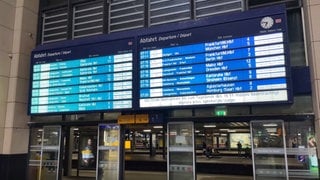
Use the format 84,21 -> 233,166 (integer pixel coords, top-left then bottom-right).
287,9 -> 306,66
97,124 -> 120,180
29,128 -> 43,146
252,96 -> 313,115
168,123 -> 193,146
168,122 -> 195,180
284,119 -> 319,178
251,120 -> 289,179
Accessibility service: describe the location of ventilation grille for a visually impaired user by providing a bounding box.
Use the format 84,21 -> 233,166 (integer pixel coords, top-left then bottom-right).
42,8 -> 68,44
110,0 -> 145,33
195,0 -> 244,18
73,2 -> 104,39
40,0 -> 247,43
150,0 -> 191,26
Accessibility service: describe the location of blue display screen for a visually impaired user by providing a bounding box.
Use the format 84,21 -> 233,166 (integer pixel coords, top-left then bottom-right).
138,13 -> 291,108
29,38 -> 134,114
28,5 -> 292,114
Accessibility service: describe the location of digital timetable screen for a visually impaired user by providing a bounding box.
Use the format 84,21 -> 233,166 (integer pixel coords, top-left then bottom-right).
138,12 -> 291,108
29,38 -> 134,114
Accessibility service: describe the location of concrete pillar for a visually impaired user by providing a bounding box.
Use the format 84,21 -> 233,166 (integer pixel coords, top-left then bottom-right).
303,0 -> 320,159
0,0 -> 38,179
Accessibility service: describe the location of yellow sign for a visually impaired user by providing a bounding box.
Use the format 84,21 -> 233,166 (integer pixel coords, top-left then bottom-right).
117,115 -> 135,124
125,140 -> 131,149
135,114 -> 149,124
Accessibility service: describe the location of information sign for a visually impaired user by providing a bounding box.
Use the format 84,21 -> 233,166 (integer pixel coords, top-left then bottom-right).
138,11 -> 290,108
29,38 -> 134,114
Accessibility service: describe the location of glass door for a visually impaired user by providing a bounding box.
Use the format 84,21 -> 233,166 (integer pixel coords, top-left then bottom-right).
96,124 -> 122,180
28,126 -> 61,180
250,120 -> 288,180
167,122 -> 195,180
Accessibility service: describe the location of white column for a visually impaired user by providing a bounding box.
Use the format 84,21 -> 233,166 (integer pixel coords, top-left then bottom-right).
303,0 -> 320,158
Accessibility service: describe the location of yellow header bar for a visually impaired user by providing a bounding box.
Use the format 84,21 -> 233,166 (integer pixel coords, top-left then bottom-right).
117,114 -> 149,124
117,115 -> 135,124
135,114 -> 149,124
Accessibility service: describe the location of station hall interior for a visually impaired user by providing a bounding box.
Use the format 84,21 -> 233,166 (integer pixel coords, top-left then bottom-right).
1,0 -> 320,180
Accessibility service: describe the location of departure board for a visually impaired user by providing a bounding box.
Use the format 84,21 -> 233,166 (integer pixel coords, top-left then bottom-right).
139,12 -> 291,108
29,38 -> 134,114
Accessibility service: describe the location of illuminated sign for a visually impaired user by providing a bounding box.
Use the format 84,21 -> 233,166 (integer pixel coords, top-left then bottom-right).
29,38 -> 134,114
28,5 -> 291,114
138,10 -> 290,108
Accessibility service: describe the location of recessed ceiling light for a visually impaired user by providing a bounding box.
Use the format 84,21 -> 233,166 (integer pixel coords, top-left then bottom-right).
219,129 -> 229,131
204,124 -> 216,128
263,123 -> 278,127
153,126 -> 163,129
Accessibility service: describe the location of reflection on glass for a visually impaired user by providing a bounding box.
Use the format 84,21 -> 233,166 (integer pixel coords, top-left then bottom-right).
168,122 -> 195,180
169,124 -> 193,147
82,138 -> 95,167
285,118 -> 319,179
28,126 -> 61,180
251,121 -> 288,180
97,124 -> 120,180
80,136 -> 96,169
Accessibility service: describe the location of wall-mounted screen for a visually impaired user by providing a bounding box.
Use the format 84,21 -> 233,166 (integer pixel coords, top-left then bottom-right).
29,5 -> 291,114
230,133 -> 251,149
29,38 -> 134,114
138,9 -> 290,108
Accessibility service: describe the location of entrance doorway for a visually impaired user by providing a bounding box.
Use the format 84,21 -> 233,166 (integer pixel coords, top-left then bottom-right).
28,126 -> 62,180
194,121 -> 251,157
123,124 -> 166,157
66,126 -> 97,179
27,125 -> 98,180
26,123 -> 251,180
27,118 -> 319,179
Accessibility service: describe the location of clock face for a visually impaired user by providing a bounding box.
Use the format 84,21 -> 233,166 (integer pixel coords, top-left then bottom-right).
260,17 -> 274,29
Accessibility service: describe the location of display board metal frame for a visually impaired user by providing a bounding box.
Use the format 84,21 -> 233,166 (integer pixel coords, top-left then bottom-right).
167,121 -> 195,180
250,120 -> 289,180
27,126 -> 62,180
96,124 -> 122,180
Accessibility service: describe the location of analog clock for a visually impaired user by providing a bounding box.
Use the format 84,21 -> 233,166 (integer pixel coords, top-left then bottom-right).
260,17 -> 274,29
